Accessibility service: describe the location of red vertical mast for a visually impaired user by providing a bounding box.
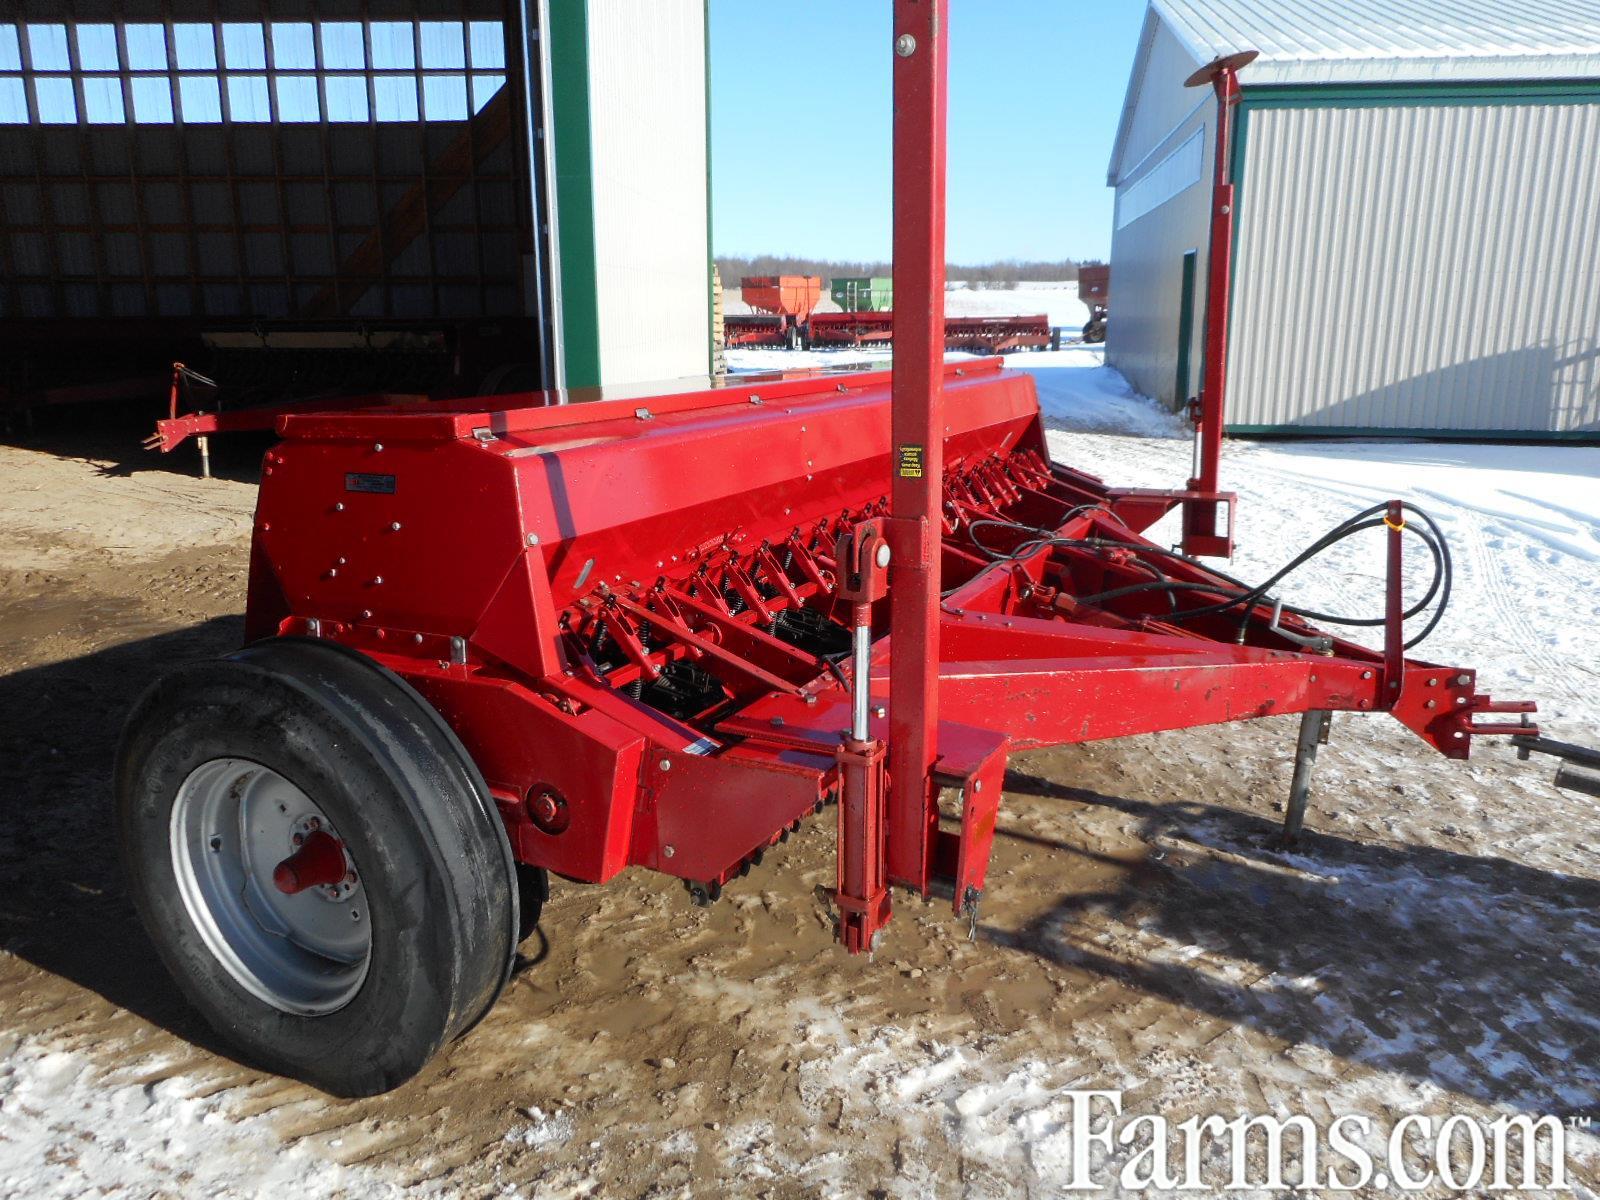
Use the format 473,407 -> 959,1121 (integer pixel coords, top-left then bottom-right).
884,0 -> 950,894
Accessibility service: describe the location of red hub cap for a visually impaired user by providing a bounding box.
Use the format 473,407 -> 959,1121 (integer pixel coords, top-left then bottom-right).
272,829 -> 348,895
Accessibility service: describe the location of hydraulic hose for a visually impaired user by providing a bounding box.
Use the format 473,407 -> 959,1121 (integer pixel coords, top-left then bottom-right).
962,500 -> 1454,651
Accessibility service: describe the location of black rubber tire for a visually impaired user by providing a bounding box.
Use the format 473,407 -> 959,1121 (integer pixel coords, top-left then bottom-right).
114,638 -> 518,1096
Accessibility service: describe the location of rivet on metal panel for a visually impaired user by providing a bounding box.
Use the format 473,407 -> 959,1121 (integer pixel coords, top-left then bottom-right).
527,533 -> 540,546
373,443 -> 384,452
1455,674 -> 1471,686
360,609 -> 372,620
660,759 -> 672,772
371,576 -> 384,586
333,502 -> 344,512
1361,670 -> 1373,680
390,522 -> 402,532
894,33 -> 916,56
413,633 -> 424,644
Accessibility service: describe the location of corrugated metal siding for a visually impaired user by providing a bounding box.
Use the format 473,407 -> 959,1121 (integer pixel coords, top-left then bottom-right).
1154,0 -> 1600,83
586,0 -> 709,386
1115,20 -> 1210,185
1230,100 -> 1600,433
1106,97 -> 1214,408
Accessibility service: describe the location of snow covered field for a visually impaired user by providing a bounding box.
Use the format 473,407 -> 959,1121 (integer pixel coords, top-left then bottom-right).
1,347 -> 1596,1197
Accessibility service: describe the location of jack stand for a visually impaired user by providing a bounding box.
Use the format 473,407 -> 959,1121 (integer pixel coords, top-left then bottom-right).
1281,709 -> 1332,845
834,520 -> 892,954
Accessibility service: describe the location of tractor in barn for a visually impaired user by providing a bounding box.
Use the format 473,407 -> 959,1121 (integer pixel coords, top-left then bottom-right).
115,13 -> 1583,1098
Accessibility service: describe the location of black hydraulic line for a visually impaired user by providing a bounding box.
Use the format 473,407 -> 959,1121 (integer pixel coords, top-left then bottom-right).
961,500 -> 1455,651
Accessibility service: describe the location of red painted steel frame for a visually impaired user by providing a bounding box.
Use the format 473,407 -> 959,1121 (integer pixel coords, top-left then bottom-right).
885,0 -> 950,906
1181,54 -> 1253,558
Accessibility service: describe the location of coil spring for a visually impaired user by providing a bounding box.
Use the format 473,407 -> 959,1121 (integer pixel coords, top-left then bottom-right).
591,619 -> 610,656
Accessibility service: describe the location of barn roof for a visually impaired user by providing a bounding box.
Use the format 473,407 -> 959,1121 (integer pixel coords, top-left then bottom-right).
1156,0 -> 1600,80
1109,0 -> 1600,183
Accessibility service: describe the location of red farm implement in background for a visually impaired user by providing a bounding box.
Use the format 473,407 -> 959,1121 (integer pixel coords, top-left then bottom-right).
115,5 -> 1571,1098
724,275 -> 824,349
1078,263 -> 1109,344
803,311 -> 1053,354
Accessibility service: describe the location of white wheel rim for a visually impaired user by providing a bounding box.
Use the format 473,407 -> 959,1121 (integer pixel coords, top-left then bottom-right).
169,758 -> 371,1015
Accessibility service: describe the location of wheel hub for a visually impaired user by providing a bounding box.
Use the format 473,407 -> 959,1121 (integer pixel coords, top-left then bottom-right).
170,758 -> 372,1015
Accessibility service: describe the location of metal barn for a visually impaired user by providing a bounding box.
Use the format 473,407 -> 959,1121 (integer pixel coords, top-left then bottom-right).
0,1 -> 711,415
1107,0 -> 1600,439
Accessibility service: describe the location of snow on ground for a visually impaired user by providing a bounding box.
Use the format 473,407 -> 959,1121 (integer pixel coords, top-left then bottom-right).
1049,421 -> 1600,729
944,280 -> 1091,329
0,1039 -> 412,1199
729,342 -> 1181,438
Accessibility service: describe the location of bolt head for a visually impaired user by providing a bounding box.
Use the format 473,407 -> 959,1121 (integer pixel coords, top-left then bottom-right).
874,543 -> 891,569
527,532 -> 540,546
391,521 -> 402,532
660,758 -> 673,771
872,705 -> 887,719
894,32 -> 917,56
373,443 -> 383,452
664,844 -> 675,858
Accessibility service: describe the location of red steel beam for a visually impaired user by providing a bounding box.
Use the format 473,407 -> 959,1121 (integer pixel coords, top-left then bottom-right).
886,0 -> 950,894
1182,51 -> 1256,557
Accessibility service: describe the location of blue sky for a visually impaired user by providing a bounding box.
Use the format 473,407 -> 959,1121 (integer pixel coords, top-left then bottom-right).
709,2 -> 1147,264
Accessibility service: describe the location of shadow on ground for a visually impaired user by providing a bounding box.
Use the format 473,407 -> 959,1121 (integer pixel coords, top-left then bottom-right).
2,399 -> 269,485
992,767 -> 1600,1117
0,616 -> 249,1060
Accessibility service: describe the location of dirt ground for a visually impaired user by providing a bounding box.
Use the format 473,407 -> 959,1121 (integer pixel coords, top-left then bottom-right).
0,432 -> 1596,1198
